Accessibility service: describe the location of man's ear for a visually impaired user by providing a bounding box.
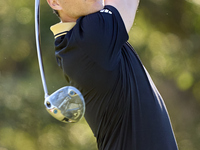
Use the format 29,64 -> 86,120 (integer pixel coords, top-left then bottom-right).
47,0 -> 62,10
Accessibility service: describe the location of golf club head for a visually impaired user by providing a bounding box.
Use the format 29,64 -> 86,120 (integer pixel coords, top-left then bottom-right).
44,86 -> 85,123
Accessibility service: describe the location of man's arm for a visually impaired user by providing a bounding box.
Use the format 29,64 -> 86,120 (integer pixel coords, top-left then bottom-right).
104,0 -> 140,32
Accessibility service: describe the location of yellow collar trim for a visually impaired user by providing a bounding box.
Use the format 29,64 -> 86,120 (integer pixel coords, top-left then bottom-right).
50,22 -> 76,39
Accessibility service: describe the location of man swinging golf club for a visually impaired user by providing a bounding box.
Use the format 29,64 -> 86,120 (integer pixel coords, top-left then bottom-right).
46,0 -> 179,149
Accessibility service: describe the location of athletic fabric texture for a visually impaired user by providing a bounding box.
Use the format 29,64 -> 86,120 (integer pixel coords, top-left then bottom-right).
51,5 -> 178,150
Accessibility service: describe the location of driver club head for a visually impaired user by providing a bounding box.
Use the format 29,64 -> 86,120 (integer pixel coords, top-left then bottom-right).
44,86 -> 85,123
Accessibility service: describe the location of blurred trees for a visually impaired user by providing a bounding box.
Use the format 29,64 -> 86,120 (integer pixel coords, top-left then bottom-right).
0,0 -> 199,149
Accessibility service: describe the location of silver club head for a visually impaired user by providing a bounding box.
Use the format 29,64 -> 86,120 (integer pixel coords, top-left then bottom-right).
44,86 -> 85,123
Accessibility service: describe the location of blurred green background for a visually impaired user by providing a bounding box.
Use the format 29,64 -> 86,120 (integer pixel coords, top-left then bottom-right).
0,0 -> 200,149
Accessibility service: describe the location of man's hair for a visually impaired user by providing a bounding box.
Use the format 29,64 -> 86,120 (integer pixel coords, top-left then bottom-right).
53,9 -> 60,18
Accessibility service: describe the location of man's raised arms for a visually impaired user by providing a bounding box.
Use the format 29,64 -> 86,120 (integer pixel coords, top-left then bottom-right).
105,0 -> 140,32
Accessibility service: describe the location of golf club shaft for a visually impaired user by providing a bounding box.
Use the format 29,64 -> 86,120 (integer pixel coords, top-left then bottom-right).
35,0 -> 49,98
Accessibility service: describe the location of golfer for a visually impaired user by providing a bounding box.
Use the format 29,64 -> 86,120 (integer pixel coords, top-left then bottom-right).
47,0 -> 178,149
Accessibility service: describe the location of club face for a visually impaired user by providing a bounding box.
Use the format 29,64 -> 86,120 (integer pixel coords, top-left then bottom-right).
44,86 -> 85,123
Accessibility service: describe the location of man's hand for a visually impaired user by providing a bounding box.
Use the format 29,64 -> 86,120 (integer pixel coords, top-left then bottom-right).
105,0 -> 140,32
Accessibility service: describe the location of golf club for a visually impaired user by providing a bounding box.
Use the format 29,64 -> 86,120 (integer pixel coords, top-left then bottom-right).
34,0 -> 85,123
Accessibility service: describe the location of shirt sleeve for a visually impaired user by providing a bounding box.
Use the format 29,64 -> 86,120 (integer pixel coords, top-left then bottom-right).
70,5 -> 129,70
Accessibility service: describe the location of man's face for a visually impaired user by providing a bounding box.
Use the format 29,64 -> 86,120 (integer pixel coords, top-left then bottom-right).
53,0 -> 104,21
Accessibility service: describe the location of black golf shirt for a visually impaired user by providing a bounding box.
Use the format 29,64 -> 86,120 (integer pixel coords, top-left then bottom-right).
50,5 -> 178,150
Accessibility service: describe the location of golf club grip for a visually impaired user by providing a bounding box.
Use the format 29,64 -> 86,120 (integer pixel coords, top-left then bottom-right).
35,0 -> 49,98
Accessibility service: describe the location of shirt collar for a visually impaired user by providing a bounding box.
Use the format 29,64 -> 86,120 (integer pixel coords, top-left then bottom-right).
50,22 -> 76,39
